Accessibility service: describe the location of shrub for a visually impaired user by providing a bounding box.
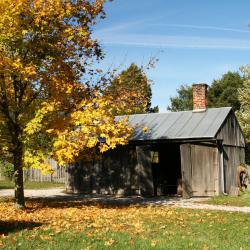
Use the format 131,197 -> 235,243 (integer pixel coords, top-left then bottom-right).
0,161 -> 14,180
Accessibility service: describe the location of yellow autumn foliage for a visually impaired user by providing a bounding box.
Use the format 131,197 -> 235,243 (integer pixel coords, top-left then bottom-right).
0,0 -> 140,205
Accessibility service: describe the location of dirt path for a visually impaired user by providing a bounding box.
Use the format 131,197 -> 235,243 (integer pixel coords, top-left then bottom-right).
1,188 -> 250,213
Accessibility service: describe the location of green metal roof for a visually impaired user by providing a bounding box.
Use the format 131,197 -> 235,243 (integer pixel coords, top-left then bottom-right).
118,107 -> 232,141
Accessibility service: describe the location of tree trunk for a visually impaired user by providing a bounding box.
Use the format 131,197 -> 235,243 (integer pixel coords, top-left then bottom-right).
13,145 -> 25,209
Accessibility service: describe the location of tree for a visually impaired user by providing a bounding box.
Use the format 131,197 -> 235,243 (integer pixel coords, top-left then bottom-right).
207,71 -> 244,111
167,71 -> 244,112
167,85 -> 193,111
106,63 -> 158,115
237,66 -> 250,142
0,0 -> 133,208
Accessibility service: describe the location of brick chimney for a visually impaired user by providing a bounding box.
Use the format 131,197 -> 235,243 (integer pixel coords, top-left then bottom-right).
192,83 -> 208,112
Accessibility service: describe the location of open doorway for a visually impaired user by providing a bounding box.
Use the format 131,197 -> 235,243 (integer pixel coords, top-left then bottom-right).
151,143 -> 182,196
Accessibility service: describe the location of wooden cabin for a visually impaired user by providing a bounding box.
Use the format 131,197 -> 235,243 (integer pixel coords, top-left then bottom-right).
66,84 -> 246,197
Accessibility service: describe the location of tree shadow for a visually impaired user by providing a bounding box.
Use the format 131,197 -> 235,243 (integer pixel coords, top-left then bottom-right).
0,220 -> 43,235
25,194 -> 180,210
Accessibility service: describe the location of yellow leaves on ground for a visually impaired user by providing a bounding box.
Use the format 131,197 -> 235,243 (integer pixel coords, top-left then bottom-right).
0,199 -> 250,249
0,200 -> 231,237
0,200 -> 149,237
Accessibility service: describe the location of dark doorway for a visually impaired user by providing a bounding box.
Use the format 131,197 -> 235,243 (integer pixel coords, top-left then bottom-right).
151,143 -> 182,196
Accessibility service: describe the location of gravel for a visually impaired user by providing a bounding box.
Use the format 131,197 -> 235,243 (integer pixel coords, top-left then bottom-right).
1,188 -> 250,213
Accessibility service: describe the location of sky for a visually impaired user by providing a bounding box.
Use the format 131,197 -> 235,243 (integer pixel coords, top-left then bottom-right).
93,0 -> 250,112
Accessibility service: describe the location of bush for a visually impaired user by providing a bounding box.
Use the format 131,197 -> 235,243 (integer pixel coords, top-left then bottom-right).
0,161 -> 14,180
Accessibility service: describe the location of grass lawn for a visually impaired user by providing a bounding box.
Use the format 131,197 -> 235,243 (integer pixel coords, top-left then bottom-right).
204,191 -> 250,207
0,198 -> 249,250
0,180 -> 64,189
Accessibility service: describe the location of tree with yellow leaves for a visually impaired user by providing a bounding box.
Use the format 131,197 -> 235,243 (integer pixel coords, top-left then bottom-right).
0,0 -> 133,208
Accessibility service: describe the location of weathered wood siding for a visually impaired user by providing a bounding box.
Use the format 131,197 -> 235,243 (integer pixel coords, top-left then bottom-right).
216,112 -> 245,147
97,145 -> 139,195
245,143 -> 250,165
181,143 -> 220,197
136,145 -> 154,196
66,145 -> 154,196
66,146 -> 141,195
215,112 -> 246,194
191,144 -> 219,196
223,146 -> 245,193
180,144 -> 192,198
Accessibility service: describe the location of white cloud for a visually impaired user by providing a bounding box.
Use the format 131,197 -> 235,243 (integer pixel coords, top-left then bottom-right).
94,20 -> 250,50
150,23 -> 250,33
95,32 -> 250,50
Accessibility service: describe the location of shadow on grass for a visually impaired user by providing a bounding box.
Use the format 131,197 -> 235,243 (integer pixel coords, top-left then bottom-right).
0,186 -> 13,190
0,220 -> 43,235
24,194 -> 180,210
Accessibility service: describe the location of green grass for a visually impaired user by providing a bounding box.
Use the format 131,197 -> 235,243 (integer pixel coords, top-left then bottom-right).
0,180 -> 64,189
0,198 -> 250,250
204,191 -> 250,207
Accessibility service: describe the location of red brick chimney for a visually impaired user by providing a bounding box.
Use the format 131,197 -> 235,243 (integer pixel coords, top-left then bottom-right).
192,83 -> 208,112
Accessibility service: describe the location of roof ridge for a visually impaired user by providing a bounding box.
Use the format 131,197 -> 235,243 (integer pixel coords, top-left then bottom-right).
116,107 -> 232,118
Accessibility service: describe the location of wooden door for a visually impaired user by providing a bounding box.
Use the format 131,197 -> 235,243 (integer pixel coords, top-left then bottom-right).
181,143 -> 219,197
191,144 -> 219,196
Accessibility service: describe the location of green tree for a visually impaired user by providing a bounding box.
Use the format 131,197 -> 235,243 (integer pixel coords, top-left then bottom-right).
208,71 -> 244,111
167,85 -> 193,111
106,63 -> 158,115
167,71 -> 244,112
237,67 -> 250,142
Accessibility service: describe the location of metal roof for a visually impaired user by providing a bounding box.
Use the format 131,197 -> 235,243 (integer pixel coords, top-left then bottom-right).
118,107 -> 232,141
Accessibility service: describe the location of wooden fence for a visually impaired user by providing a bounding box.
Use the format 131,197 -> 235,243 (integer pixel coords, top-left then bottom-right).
23,159 -> 66,183
0,159 -> 66,183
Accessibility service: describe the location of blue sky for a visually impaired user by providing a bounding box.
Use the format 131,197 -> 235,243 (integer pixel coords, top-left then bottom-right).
93,0 -> 250,112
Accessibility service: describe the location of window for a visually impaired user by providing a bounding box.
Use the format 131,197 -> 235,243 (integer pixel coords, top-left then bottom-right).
151,151 -> 159,163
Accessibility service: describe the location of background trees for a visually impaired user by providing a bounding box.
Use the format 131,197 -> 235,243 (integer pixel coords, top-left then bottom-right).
106,63 -> 158,115
167,85 -> 193,111
167,71 -> 244,112
207,71 -> 244,111
237,67 -> 250,142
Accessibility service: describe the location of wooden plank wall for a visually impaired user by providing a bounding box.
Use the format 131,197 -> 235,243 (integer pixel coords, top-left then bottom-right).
245,143 -> 250,165
180,144 -> 193,198
216,112 -> 245,147
98,145 -> 139,195
136,145 -> 154,196
66,145 -> 140,195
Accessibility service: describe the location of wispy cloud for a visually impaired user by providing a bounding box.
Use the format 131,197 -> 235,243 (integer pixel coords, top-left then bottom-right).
96,18 -> 156,33
97,21 -> 250,34
94,20 -> 250,50
95,32 -> 250,50
150,23 -> 250,33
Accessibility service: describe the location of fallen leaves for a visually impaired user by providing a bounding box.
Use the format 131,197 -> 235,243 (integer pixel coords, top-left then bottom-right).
151,239 -> 157,247
104,238 -> 115,246
0,198 -> 250,249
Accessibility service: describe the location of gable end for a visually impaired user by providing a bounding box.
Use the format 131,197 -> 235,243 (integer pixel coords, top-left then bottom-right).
215,110 -> 245,147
